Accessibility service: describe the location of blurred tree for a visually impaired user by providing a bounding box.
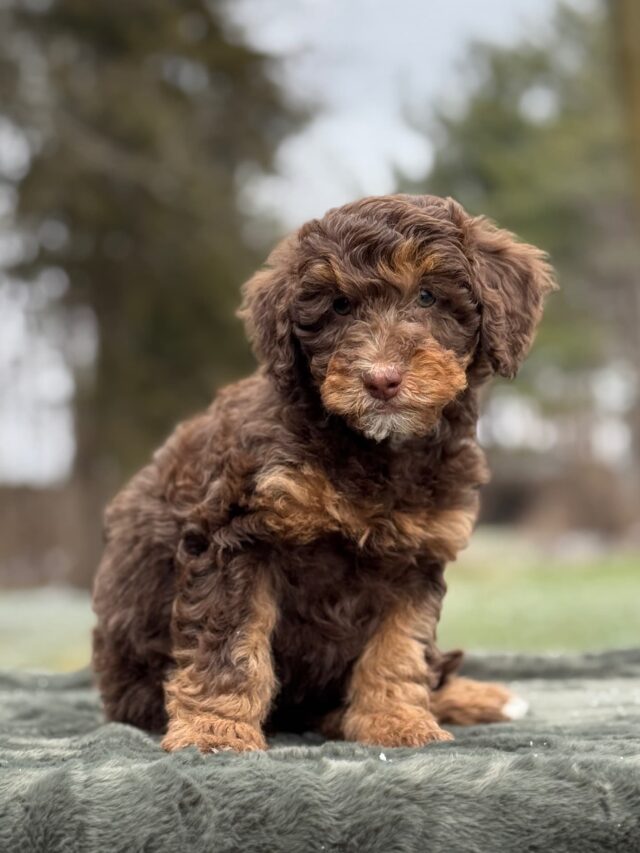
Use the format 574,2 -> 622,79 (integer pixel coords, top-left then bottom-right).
0,0 -> 300,583
0,0 -> 299,480
408,1 -> 640,518
610,0 -> 640,483
611,0 -> 640,204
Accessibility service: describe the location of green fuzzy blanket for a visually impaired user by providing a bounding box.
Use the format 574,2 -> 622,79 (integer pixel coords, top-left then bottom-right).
1,651 -> 639,853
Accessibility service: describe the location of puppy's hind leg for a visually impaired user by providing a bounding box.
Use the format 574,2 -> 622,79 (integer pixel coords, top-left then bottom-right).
92,625 -> 169,732
430,676 -> 529,725
92,463 -> 179,733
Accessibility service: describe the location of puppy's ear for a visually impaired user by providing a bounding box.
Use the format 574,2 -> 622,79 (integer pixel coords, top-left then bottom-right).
462,211 -> 556,379
238,234 -> 299,390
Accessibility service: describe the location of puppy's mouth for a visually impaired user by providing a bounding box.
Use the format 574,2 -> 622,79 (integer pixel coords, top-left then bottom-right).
367,395 -> 405,416
320,343 -> 468,441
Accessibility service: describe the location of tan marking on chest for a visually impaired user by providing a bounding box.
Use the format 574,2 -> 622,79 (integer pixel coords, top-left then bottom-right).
253,463 -> 477,560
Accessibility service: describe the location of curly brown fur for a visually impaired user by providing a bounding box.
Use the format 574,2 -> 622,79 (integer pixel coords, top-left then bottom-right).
92,194 -> 555,751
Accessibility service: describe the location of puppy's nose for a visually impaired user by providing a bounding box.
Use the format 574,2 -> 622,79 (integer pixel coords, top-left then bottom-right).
363,367 -> 403,401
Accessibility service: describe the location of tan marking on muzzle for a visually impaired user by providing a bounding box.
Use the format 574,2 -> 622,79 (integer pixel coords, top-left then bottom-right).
321,339 -> 468,439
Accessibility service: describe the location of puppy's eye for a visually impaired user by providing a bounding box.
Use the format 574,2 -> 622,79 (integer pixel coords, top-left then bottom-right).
417,287 -> 436,308
333,296 -> 352,315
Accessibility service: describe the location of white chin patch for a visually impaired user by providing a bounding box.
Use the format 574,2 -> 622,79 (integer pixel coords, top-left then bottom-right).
362,419 -> 394,442
361,413 -> 411,443
501,695 -> 529,720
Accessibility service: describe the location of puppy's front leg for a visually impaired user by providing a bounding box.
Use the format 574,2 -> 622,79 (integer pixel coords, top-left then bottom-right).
162,550 -> 277,754
342,586 -> 453,748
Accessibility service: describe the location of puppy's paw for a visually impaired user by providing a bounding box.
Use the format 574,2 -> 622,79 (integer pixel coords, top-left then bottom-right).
162,716 -> 267,754
501,694 -> 529,721
431,676 -> 529,725
344,708 -> 453,748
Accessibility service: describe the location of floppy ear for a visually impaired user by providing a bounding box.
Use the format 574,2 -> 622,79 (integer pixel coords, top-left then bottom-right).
464,214 -> 557,379
237,234 -> 299,391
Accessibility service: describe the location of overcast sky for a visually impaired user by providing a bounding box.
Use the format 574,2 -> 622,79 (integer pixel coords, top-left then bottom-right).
230,0 -> 567,226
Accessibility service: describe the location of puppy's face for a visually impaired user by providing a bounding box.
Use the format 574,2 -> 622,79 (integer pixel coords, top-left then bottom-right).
241,195 -> 555,441
295,239 -> 478,441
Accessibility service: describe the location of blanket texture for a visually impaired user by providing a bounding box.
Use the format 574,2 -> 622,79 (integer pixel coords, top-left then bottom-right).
1,651 -> 639,853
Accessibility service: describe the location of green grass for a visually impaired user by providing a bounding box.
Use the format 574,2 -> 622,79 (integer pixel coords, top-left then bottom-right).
0,587 -> 94,671
439,534 -> 640,652
0,531 -> 638,671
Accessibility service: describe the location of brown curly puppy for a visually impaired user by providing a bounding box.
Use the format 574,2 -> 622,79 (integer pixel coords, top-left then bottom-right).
92,194 -> 555,752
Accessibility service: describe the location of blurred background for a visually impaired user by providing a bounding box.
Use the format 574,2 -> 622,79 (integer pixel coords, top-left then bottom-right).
0,0 -> 638,670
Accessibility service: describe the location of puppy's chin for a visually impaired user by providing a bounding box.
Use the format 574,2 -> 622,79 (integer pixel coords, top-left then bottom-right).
358,407 -> 438,443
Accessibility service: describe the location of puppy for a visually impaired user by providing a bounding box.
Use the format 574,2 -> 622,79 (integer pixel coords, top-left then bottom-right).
92,194 -> 554,752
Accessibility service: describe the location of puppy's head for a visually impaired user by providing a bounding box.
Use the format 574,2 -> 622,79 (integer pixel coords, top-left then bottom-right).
240,194 -> 555,441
